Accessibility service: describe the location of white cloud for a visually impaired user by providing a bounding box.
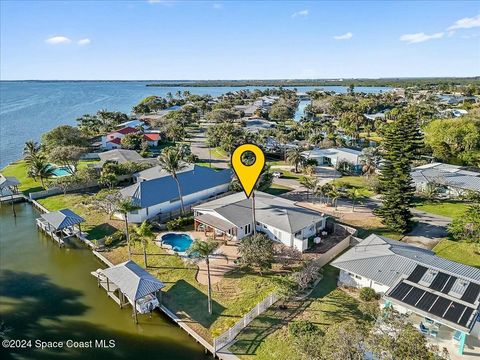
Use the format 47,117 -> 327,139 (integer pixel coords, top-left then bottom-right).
78,38 -> 91,46
399,32 -> 444,44
45,36 -> 71,45
291,9 -> 308,18
447,14 -> 480,31
333,32 -> 353,40
147,0 -> 175,5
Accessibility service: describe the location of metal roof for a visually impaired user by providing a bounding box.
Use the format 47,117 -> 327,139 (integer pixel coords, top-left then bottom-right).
0,174 -> 20,189
331,234 -> 480,288
101,260 -> 165,301
412,163 -> 480,192
193,191 -> 325,234
40,209 -> 85,230
121,165 -> 232,208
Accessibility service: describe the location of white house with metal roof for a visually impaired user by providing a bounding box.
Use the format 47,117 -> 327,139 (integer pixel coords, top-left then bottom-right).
118,165 -> 232,222
332,234 -> 480,356
412,162 -> 480,196
192,191 -> 327,252
302,147 -> 363,170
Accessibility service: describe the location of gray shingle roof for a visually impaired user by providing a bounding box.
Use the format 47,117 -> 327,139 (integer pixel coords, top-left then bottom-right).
40,209 -> 85,230
135,163 -> 194,181
331,234 -> 480,287
97,149 -> 157,166
193,191 -> 325,233
121,165 -> 233,208
101,260 -> 165,301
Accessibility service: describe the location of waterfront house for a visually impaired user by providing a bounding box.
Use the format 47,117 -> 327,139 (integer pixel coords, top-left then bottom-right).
117,165 -> 232,222
193,191 -> 327,252
116,119 -> 149,130
331,234 -> 480,356
234,104 -> 259,117
93,149 -> 157,169
411,162 -> 480,197
102,126 -> 139,150
302,147 -> 363,172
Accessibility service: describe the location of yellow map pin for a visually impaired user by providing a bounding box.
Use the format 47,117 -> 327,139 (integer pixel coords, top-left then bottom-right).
231,144 -> 266,198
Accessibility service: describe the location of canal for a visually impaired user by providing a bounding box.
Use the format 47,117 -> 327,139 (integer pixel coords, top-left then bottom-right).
294,99 -> 311,121
0,203 -> 209,359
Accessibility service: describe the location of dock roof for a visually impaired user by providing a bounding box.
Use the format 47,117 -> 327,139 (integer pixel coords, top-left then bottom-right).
40,209 -> 85,230
101,260 -> 165,301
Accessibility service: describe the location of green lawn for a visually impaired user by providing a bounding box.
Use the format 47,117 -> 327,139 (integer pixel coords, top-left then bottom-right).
212,147 -> 228,159
230,267 -> 369,359
433,239 -> 480,268
37,193 -> 119,240
414,199 -> 470,218
264,183 -> 292,196
1,159 -> 98,194
104,241 -> 286,341
333,175 -> 375,197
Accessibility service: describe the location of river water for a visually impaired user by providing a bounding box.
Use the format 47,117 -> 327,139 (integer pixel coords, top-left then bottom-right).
0,81 -> 390,168
0,203 -> 209,359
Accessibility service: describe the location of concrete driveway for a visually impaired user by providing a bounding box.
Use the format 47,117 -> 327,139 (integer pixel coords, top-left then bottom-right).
402,209 -> 452,249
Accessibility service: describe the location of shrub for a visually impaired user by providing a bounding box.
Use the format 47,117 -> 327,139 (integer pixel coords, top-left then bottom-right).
360,287 -> 378,302
166,216 -> 194,230
103,231 -> 125,247
289,320 -> 318,337
358,302 -> 380,321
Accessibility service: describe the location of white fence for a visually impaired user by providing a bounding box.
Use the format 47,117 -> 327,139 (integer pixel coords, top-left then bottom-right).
213,293 -> 279,353
29,187 -> 62,199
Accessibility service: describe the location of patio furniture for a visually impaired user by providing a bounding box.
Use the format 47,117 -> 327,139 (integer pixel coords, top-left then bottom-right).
425,317 -> 434,325
419,322 -> 429,335
430,329 -> 438,338
453,330 -> 462,342
314,237 -> 321,244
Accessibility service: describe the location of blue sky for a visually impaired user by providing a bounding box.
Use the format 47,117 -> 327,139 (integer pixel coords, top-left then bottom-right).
1,0 -> 479,80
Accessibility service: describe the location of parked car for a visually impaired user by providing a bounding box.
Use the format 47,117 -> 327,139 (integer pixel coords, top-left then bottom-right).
273,171 -> 284,178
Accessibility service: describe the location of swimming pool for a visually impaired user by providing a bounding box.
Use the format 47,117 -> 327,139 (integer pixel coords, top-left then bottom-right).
47,164 -> 74,177
161,233 -> 194,253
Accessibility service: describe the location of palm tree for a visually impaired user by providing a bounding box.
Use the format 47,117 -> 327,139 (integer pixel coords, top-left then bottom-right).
300,176 -> 318,199
346,188 -> 361,212
187,239 -> 219,315
157,147 -> 187,214
286,147 -> 305,173
116,198 -> 140,260
27,156 -> 54,188
23,140 -> 40,162
133,221 -> 154,267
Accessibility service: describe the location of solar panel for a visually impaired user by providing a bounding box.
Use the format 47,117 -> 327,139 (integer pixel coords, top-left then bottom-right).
461,282 -> 480,304
407,265 -> 428,283
444,302 -> 466,323
404,287 -> 425,306
390,283 -> 412,301
430,272 -> 449,291
430,297 -> 451,318
417,292 -> 438,311
458,307 -> 474,327
441,276 -> 457,294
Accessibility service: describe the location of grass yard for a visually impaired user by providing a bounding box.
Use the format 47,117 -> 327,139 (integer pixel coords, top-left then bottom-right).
414,199 -> 470,218
264,183 -> 292,196
230,267 -> 370,359
37,193 -> 120,240
332,175 -> 375,197
212,147 -> 228,159
433,239 -> 480,268
1,159 -> 99,194
103,241 -> 285,341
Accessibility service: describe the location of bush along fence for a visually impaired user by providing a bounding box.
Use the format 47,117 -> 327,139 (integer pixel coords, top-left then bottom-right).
213,292 -> 279,355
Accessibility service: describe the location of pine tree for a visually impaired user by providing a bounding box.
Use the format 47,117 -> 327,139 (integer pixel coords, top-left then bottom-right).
374,114 -> 423,233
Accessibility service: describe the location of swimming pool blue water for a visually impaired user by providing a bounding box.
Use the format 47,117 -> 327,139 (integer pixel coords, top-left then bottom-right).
47,164 -> 73,177
162,233 -> 194,252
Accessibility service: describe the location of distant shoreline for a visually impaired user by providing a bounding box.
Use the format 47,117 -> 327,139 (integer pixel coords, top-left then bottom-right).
1,77 -> 479,88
